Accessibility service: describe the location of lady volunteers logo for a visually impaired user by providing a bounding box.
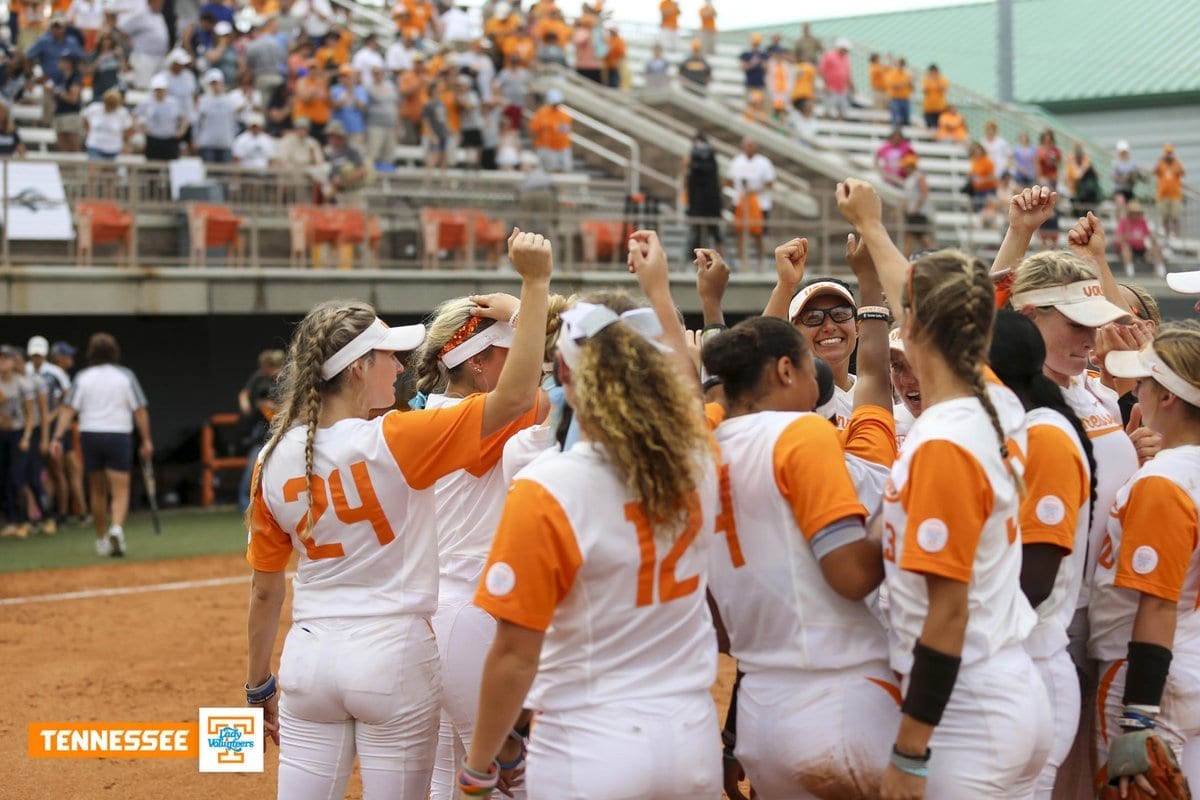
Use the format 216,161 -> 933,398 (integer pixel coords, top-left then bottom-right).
199,708 -> 264,772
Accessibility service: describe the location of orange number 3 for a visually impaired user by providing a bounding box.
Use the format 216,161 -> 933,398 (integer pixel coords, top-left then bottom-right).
282,461 -> 395,560
627,495 -> 702,607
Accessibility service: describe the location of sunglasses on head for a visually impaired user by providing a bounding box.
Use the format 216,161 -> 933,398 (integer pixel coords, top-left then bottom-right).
795,304 -> 855,328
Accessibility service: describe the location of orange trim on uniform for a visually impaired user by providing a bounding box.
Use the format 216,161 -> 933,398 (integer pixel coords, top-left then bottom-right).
704,402 -> 727,431
1086,423 -> 1123,440
1113,476 -> 1199,603
472,391 -> 547,477
773,415 -> 867,540
475,479 -> 583,632
898,439 -> 994,582
840,404 -> 898,468
246,462 -> 294,572
381,394 -> 488,490
866,676 -> 902,707
1096,659 -> 1126,747
1020,423 -> 1087,549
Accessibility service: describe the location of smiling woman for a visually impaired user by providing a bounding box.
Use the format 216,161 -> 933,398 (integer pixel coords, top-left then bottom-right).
787,278 -> 859,426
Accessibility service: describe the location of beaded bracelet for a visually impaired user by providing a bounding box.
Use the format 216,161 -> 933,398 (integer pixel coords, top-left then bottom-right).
457,759 -> 499,797
508,308 -> 521,327
244,673 -> 277,705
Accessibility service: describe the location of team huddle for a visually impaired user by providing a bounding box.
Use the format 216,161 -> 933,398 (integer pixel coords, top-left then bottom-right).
241,178 -> 1200,800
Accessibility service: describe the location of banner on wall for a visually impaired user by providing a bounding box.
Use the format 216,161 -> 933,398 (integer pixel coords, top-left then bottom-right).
0,161 -> 74,240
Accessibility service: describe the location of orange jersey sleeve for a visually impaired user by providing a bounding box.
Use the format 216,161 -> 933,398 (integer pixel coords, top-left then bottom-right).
840,404 -> 897,468
474,479 -> 583,631
898,439 -> 994,582
774,415 -> 867,538
473,391 -> 547,477
704,402 -> 727,431
1114,476 -> 1199,603
1020,423 -> 1087,549
381,393 -> 487,489
246,463 -> 294,572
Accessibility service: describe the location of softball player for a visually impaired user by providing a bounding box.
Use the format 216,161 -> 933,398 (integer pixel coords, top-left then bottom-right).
837,179 -> 1051,798
890,328 -> 920,448
703,315 -> 899,799
244,229 -> 552,800
460,240 -> 722,800
410,293 -> 550,800
1091,322 -> 1200,789
989,310 -> 1098,798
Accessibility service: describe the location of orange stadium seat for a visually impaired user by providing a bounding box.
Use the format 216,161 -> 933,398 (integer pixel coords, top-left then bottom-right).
290,206 -> 383,269
200,413 -> 246,507
580,219 -> 626,264
420,208 -> 469,270
187,203 -> 245,268
75,200 -> 133,267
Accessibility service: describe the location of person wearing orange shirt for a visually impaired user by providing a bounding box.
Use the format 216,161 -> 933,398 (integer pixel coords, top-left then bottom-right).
922,63 -> 949,129
869,53 -> 889,110
397,57 -> 429,145
659,0 -> 680,52
500,30 -> 536,67
886,57 -> 913,128
1155,144 -> 1187,245
968,141 -> 998,223
604,25 -> 626,89
293,65 -> 331,140
791,57 -> 818,111
698,0 -> 717,55
936,105 -> 967,143
529,88 -> 572,172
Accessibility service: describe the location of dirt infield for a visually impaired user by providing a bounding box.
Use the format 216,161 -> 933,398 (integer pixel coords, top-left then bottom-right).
0,553 -> 738,799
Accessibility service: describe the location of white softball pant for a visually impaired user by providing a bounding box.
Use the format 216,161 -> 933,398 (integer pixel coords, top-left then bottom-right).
525,692 -> 721,799
1031,648 -> 1082,799
735,662 -> 901,799
276,614 -> 441,800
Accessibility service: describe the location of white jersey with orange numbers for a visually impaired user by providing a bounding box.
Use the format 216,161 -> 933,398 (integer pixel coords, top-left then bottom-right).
476,443 -> 719,711
1021,408 -> 1091,659
710,411 -> 884,673
883,394 -> 1036,673
248,395 -> 500,624
426,392 -> 544,585
1063,372 -> 1138,609
1088,446 -> 1200,663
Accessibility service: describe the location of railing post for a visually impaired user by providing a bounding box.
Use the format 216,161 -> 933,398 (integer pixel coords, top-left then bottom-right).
2,160 -> 8,267
819,191 -> 831,271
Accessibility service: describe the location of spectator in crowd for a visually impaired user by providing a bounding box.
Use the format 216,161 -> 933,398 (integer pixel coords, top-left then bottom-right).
89,31 -> 127,98
658,0 -> 680,52
184,11 -> 219,63
1065,140 -> 1100,217
935,104 -> 967,142
921,63 -> 948,128
1012,130 -> 1036,186
228,69 -> 266,129
323,119 -> 368,205
465,38 -> 495,102
885,56 -> 913,128
573,14 -> 602,84
0,103 -> 26,158
678,39 -> 711,93
536,29 -> 567,68
438,3 -> 474,51
164,48 -> 197,131
51,332 -> 153,558
28,16 -> 84,84
330,64 -> 367,149
767,32 -> 786,57
604,25 -> 626,89
875,127 -> 914,188
868,53 -> 888,109
235,348 -> 282,511
742,88 -> 769,125
682,130 -> 722,257
245,16 -> 286,98
495,53 -> 530,130
195,68 -> 238,162
1,52 -> 36,104
0,345 -> 35,539
698,0 -> 716,55
82,87 -> 132,159
293,62 -> 330,142
791,53 -> 817,112
790,98 -> 818,144
981,120 -> 1011,188
364,64 -> 397,171
818,37 -> 853,120
1111,139 -> 1139,217
740,33 -> 766,97
764,48 -> 791,115
643,43 -> 670,91
265,78 -> 294,136
1116,200 -> 1166,278
204,20 -> 238,87
727,135 -> 775,269
68,0 -> 105,51
397,54 -> 429,145
1156,143 -> 1186,247
421,75 -> 450,177
967,140 -> 998,225
495,113 -> 520,170
232,111 -> 276,167
455,72 -> 483,168
1035,130 -> 1061,247
49,54 -> 84,152
350,31 -> 384,84
119,0 -> 169,89
386,27 -> 417,72
277,116 -> 325,179
901,152 -> 933,254
138,73 -> 187,160
529,87 -> 570,172
792,22 -> 822,65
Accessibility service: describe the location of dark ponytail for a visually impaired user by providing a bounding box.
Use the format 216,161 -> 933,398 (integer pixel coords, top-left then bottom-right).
703,317 -> 808,404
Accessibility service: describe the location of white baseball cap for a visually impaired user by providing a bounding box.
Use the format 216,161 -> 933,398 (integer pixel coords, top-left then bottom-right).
214,20 -> 233,35
1115,139 -> 1130,152
150,72 -> 169,90
1106,345 -> 1200,407
27,335 -> 49,356
167,48 -> 191,65
203,68 -> 225,84
1010,279 -> 1130,328
787,280 -> 857,322
246,111 -> 265,127
320,318 -> 427,380
1166,270 -> 1200,294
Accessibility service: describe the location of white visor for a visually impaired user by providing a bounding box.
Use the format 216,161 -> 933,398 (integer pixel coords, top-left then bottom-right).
557,304 -> 668,368
1167,270 -> 1200,295
788,281 -> 857,322
440,321 -> 515,369
887,327 -> 904,353
320,318 -> 426,380
1010,280 -> 1131,328
1105,345 -> 1200,407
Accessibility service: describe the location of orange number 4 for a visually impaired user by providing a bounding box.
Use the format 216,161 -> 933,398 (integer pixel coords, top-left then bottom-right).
626,495 -> 702,607
282,461 -> 396,560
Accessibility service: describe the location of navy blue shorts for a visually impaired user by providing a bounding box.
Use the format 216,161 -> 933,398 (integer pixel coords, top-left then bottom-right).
80,431 -> 133,473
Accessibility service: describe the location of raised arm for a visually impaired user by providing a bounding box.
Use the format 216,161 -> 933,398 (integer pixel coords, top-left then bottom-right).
845,233 -> 892,411
763,237 -> 807,319
628,229 -> 698,391
694,247 -> 730,327
992,185 -> 1056,275
835,179 -> 908,322
1065,212 -> 1128,313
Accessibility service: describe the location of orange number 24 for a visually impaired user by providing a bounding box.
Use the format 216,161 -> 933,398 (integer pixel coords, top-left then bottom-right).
282,461 -> 395,561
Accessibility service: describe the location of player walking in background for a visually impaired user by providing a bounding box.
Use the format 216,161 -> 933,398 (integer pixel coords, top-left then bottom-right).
244,229 -> 552,800
0,345 -> 36,539
1091,321 -> 1200,794
461,232 -> 723,799
989,310 -> 1097,798
838,178 -> 1052,798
